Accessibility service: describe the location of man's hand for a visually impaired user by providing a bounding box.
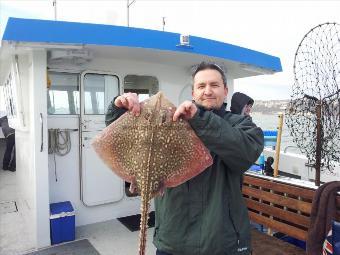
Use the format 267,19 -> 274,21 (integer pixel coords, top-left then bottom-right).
114,92 -> 140,116
173,101 -> 198,121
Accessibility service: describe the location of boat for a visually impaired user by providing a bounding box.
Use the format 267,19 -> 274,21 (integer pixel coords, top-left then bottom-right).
0,16 -> 313,254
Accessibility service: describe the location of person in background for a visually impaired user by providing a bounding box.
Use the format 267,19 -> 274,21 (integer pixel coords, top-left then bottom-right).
0,113 -> 16,172
230,92 -> 254,116
230,92 -> 256,189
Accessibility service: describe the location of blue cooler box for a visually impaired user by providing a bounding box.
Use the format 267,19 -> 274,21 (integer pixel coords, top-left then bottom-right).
50,201 -> 75,245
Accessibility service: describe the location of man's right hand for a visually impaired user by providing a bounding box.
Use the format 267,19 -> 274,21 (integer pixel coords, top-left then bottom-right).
114,92 -> 140,116
173,100 -> 198,121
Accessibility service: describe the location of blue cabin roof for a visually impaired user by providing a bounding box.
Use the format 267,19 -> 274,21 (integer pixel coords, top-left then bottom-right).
2,17 -> 282,72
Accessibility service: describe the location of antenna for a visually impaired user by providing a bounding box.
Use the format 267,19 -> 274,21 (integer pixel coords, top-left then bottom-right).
53,0 -> 57,21
162,17 -> 166,31
127,0 -> 136,27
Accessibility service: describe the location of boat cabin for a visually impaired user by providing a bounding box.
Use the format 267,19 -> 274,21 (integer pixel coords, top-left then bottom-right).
0,17 -> 282,250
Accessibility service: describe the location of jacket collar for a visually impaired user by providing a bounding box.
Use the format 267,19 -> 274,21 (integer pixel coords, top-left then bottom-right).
212,103 -> 228,117
194,101 -> 227,118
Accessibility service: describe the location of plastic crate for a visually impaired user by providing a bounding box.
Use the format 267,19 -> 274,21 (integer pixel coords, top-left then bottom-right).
50,201 -> 75,245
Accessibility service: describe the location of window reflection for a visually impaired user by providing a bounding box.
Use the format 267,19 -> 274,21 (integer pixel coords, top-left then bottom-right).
124,75 -> 159,102
83,74 -> 119,115
47,72 -> 79,115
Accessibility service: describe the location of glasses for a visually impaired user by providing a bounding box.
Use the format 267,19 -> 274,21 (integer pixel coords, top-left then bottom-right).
211,63 -> 225,73
192,62 -> 225,74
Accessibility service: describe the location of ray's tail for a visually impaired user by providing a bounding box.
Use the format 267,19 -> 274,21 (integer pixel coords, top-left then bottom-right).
138,187 -> 150,255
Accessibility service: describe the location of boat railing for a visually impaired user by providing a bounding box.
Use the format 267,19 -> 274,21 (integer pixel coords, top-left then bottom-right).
244,173 -> 340,254
283,145 -> 300,153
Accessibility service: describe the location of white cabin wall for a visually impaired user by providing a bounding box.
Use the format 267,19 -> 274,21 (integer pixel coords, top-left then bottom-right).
31,50 -> 50,248
226,77 -> 234,110
49,58 -> 192,104
15,53 -> 36,249
47,58 -> 216,226
100,58 -> 191,105
17,55 -> 30,130
16,50 -> 50,248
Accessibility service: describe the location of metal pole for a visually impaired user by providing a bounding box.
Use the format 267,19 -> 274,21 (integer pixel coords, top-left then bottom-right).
315,102 -> 322,186
273,113 -> 284,177
127,0 -> 136,27
162,17 -> 166,31
127,0 -> 129,27
53,0 -> 57,21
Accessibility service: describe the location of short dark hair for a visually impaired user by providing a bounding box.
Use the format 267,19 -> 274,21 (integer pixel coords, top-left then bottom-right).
192,61 -> 227,87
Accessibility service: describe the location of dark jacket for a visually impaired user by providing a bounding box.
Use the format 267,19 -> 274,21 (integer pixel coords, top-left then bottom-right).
230,92 -> 254,115
105,101 -> 264,255
0,116 -> 15,138
307,181 -> 340,255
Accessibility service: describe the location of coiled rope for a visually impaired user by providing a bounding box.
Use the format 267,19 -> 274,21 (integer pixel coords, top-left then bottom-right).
48,129 -> 71,156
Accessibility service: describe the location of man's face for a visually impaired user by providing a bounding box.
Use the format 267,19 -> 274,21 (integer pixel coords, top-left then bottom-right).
242,104 -> 252,116
192,69 -> 228,110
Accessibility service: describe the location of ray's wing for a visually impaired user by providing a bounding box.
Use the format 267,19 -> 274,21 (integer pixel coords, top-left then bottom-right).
91,112 -> 142,183
150,118 -> 213,188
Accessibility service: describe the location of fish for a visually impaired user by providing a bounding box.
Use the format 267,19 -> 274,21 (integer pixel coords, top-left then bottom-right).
92,91 -> 213,255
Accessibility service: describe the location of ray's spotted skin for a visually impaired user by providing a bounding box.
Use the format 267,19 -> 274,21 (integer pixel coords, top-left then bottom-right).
92,92 -> 213,255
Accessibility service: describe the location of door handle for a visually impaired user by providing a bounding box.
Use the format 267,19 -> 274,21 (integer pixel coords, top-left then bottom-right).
81,120 -> 91,129
40,113 -> 43,152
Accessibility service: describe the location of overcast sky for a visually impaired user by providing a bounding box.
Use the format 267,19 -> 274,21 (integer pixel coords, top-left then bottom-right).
1,0 -> 340,100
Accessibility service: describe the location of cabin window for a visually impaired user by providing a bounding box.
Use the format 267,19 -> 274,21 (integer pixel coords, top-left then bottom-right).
124,75 -> 159,101
2,71 -> 18,118
83,73 -> 119,115
48,72 -> 80,115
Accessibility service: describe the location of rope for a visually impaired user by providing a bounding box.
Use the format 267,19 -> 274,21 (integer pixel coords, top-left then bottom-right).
48,129 -> 71,156
48,129 -> 74,182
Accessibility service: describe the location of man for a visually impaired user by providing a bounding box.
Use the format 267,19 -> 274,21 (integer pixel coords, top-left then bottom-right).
105,62 -> 263,254
230,92 -> 254,116
0,114 -> 16,172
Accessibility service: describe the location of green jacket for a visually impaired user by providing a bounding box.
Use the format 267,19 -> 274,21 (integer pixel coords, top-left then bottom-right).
105,101 -> 264,255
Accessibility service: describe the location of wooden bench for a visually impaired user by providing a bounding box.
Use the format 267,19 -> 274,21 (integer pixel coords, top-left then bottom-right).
242,173 -> 340,255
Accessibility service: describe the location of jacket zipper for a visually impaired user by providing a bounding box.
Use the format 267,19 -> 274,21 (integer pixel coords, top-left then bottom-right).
229,208 -> 240,248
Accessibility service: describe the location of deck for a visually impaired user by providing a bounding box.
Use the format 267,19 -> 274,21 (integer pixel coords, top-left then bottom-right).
0,166 -> 156,255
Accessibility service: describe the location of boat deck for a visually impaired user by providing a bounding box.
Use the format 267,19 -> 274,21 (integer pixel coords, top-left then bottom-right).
0,166 -> 156,255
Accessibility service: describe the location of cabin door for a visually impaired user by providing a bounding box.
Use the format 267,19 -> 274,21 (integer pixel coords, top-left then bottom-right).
80,71 -> 123,206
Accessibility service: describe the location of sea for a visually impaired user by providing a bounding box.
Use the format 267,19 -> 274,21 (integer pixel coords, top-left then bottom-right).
251,112 -> 302,155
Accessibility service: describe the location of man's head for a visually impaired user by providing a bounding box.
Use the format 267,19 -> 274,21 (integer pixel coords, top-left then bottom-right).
192,62 -> 228,110
230,92 -> 254,116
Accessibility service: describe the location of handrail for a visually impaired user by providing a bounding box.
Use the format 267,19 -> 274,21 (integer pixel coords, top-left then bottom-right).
40,113 -> 43,152
284,145 -> 299,153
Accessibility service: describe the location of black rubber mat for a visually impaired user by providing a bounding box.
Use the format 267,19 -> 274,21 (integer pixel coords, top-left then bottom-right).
24,239 -> 100,255
118,211 -> 155,232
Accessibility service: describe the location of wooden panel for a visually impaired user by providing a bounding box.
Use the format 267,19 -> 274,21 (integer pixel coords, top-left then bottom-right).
244,174 -> 340,245
243,186 -> 312,214
245,198 -> 310,228
249,211 -> 308,241
244,175 -> 315,200
251,229 -> 306,255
